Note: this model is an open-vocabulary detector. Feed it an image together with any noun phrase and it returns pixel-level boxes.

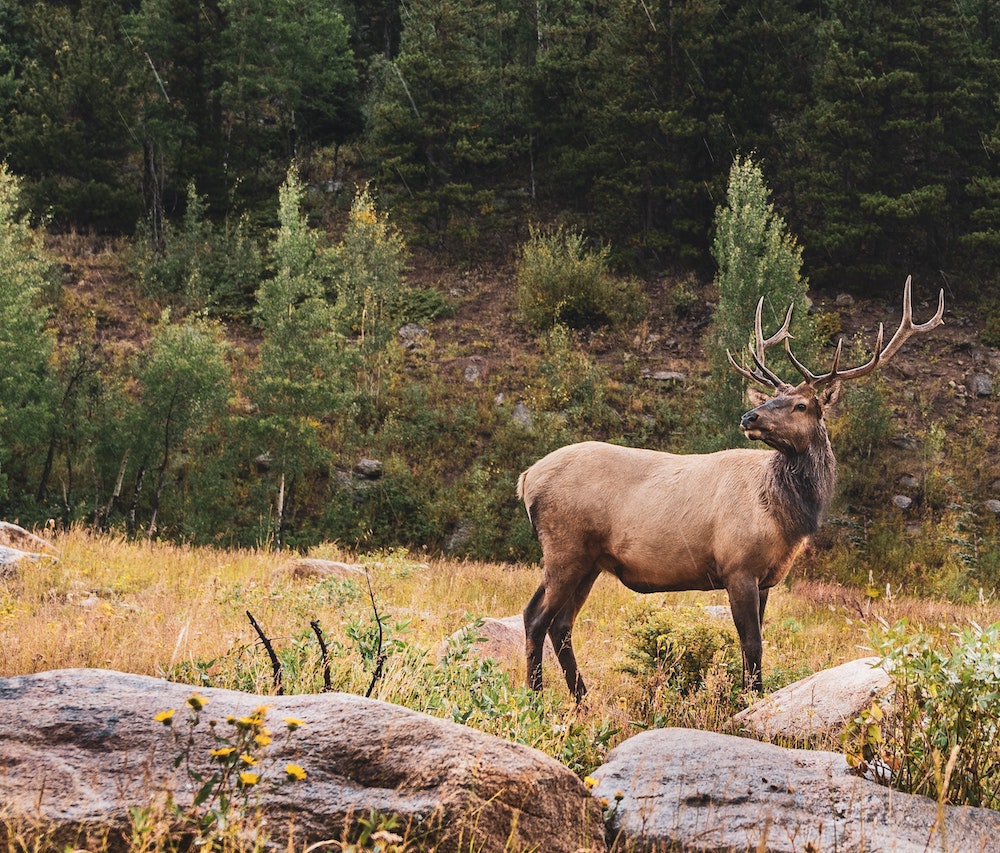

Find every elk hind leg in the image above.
[547,570,600,702]
[523,584,551,691]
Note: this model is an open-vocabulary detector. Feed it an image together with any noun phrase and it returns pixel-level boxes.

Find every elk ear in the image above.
[818,382,842,411]
[746,386,772,408]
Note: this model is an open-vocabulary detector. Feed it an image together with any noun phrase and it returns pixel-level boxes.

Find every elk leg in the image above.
[547,570,600,702]
[726,575,764,692]
[523,584,550,691]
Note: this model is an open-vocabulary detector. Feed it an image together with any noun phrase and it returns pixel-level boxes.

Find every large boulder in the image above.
[734,656,892,742]
[0,520,55,576]
[439,614,557,666]
[0,669,606,853]
[592,728,1000,853]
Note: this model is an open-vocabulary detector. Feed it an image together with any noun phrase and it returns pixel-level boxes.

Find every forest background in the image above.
[0,0,999,599]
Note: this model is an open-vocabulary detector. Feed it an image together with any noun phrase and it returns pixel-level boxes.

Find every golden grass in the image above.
[5,525,1000,739]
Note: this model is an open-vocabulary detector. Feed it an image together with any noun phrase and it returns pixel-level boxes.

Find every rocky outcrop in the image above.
[0,669,606,853]
[282,557,366,581]
[734,656,892,742]
[592,728,1000,853]
[0,521,54,575]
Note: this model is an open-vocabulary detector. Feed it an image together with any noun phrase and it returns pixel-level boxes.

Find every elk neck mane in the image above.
[761,429,837,541]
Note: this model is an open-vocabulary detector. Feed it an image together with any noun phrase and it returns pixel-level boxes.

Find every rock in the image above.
[966,372,993,397]
[512,401,534,429]
[353,457,384,479]
[644,370,686,383]
[443,518,475,554]
[835,293,855,307]
[0,521,53,553]
[985,499,1000,515]
[898,473,920,490]
[439,615,557,666]
[892,494,913,510]
[0,545,42,568]
[0,669,605,853]
[592,727,1000,853]
[398,323,430,349]
[284,557,366,580]
[890,434,918,451]
[0,523,55,577]
[734,657,891,741]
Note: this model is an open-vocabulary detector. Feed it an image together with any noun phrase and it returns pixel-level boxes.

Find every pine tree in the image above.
[702,155,814,449]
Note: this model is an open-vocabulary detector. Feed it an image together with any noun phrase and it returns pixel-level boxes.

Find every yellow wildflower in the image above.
[239,753,257,766]
[583,775,598,790]
[210,747,236,759]
[238,771,259,787]
[283,717,305,731]
[154,709,176,725]
[285,763,307,781]
[254,732,272,748]
[186,693,208,711]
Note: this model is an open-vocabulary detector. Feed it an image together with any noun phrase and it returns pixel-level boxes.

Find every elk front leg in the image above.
[726,575,764,692]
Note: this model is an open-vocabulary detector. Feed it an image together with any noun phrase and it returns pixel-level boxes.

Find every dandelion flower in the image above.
[285,763,307,781]
[283,717,305,731]
[186,693,208,711]
[238,771,259,787]
[154,709,176,725]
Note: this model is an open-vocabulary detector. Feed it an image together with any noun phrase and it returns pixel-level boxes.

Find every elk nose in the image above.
[740,411,758,429]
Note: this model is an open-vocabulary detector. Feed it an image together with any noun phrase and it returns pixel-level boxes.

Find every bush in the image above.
[844,620,1000,809]
[622,603,740,694]
[515,224,646,330]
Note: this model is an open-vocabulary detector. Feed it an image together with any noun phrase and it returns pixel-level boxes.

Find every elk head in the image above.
[727,276,945,453]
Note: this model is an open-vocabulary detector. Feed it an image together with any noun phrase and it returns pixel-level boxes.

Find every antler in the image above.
[726,297,795,391]
[783,275,945,390]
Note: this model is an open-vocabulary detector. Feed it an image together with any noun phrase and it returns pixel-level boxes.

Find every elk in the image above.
[518,277,944,699]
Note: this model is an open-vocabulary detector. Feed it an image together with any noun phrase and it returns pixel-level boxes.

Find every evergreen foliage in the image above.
[702,155,815,449]
[0,164,57,508]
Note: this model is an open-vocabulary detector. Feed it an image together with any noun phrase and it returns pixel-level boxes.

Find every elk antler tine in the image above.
[750,348,787,388]
[726,348,754,382]
[784,337,818,384]
[829,338,843,375]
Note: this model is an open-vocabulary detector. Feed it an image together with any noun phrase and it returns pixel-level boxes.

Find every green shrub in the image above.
[845,620,1000,809]
[515,224,646,330]
[622,603,740,693]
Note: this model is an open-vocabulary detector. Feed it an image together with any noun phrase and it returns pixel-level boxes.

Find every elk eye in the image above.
[795,402,808,411]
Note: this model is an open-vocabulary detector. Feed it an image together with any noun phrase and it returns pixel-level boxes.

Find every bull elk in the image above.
[518,277,944,698]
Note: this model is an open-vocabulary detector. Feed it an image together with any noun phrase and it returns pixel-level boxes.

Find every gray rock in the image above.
[0,521,53,553]
[966,372,993,397]
[593,727,1000,853]
[734,657,891,742]
[645,370,686,383]
[985,499,1000,515]
[892,494,913,510]
[398,323,430,349]
[0,669,605,853]
[353,457,384,479]
[898,474,920,490]
[512,401,534,429]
